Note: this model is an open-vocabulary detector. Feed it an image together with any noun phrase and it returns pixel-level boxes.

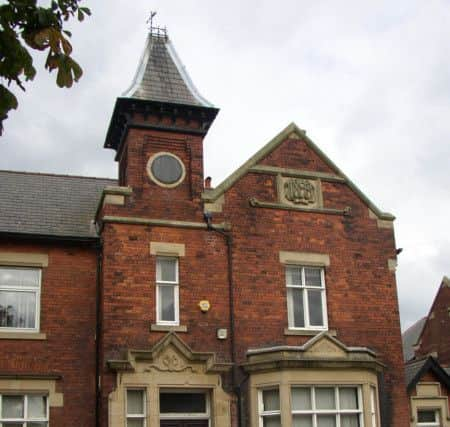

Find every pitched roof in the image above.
[402,317,427,362]
[122,33,213,107]
[405,356,450,391]
[0,170,115,239]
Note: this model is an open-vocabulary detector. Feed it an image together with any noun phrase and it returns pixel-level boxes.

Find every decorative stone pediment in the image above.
[149,346,196,373]
[305,336,347,358]
[107,332,231,375]
[243,331,384,373]
[107,333,232,427]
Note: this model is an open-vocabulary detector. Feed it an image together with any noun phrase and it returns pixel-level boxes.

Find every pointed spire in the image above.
[123,31,214,108]
[104,24,219,152]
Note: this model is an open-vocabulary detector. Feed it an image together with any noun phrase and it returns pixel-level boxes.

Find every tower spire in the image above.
[104,24,219,152]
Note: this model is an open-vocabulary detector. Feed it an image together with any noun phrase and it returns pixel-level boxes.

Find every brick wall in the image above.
[98,129,410,426]
[0,241,97,427]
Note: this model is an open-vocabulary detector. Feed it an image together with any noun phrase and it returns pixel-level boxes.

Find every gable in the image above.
[416,276,450,351]
[202,123,394,220]
[258,133,336,174]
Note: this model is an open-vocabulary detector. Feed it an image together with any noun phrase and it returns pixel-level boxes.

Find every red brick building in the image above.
[403,277,450,426]
[0,29,409,426]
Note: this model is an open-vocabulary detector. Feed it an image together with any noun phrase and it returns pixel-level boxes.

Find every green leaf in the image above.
[80,7,91,16]
[0,85,18,114]
[77,9,84,22]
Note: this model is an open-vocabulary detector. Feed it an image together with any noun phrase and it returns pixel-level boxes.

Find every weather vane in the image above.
[147,11,167,38]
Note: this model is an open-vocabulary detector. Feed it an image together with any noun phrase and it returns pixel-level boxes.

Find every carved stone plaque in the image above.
[278,176,322,208]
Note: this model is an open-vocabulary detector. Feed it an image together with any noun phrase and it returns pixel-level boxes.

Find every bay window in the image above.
[286,266,327,330]
[156,257,179,325]
[0,267,41,331]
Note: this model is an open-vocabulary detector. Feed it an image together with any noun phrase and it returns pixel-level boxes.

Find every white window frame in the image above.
[126,388,147,427]
[290,385,364,426]
[417,408,440,427]
[0,266,42,332]
[156,257,179,326]
[258,387,281,427]
[0,393,49,425]
[159,389,211,423]
[370,386,378,427]
[286,265,328,330]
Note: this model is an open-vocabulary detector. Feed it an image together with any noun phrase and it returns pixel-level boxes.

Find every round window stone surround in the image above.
[146,152,186,188]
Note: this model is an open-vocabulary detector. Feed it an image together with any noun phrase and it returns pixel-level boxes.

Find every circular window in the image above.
[147,152,186,188]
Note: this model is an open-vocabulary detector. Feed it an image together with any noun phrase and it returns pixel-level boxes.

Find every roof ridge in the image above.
[0,169,117,181]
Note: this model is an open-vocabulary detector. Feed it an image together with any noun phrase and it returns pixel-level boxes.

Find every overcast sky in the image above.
[1,0,449,331]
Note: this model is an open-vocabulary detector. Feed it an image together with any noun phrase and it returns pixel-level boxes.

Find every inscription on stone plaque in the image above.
[284,178,316,205]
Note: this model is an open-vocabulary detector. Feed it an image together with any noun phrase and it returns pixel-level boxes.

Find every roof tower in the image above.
[104,23,218,153]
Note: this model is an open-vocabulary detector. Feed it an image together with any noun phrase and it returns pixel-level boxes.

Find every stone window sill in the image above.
[0,332,47,340]
[284,328,337,337]
[150,324,187,333]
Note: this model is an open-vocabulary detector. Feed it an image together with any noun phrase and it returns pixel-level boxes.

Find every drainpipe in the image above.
[95,240,103,427]
[203,212,242,427]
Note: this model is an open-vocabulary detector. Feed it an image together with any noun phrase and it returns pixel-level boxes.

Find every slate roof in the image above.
[122,33,214,107]
[405,357,428,386]
[402,317,426,362]
[0,170,116,239]
[405,356,450,391]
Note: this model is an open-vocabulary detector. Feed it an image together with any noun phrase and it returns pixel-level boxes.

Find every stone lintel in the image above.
[279,251,330,267]
[0,252,49,267]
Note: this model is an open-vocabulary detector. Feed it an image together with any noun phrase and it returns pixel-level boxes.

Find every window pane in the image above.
[3,423,24,427]
[0,268,39,288]
[160,392,206,413]
[127,420,144,427]
[263,415,281,427]
[339,388,358,410]
[418,410,437,422]
[308,290,324,326]
[28,395,47,417]
[158,285,175,321]
[341,414,360,427]
[304,268,322,287]
[286,267,302,286]
[0,291,36,328]
[262,389,280,411]
[157,258,177,282]
[291,387,311,410]
[293,415,313,427]
[317,415,336,427]
[28,423,48,427]
[2,395,24,418]
[127,390,144,415]
[315,388,335,410]
[289,288,304,327]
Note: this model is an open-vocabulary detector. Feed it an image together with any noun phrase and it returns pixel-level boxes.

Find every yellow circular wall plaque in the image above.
[198,300,210,312]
